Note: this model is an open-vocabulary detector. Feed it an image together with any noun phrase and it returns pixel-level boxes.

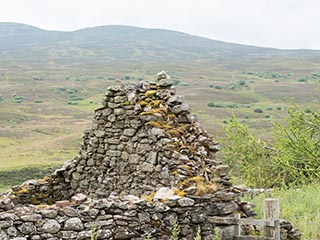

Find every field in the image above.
[1,59,319,190]
[244,184,320,239]
[1,49,320,240]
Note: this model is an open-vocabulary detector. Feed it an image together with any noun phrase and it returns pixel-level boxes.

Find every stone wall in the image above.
[0,193,245,240]
[0,72,301,239]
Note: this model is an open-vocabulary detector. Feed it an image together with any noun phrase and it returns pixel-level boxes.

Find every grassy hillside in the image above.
[0,23,320,191]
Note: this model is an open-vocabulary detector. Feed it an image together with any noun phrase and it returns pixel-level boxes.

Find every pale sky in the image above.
[0,0,319,50]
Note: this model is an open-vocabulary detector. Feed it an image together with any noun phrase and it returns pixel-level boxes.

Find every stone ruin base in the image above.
[0,192,242,240]
[0,190,300,240]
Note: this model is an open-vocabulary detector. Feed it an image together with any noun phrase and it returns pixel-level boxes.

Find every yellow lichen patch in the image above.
[177,175,204,188]
[173,189,186,197]
[140,107,168,117]
[195,181,220,196]
[141,192,156,202]
[138,100,149,107]
[181,164,191,170]
[13,186,29,195]
[37,175,51,184]
[146,121,172,130]
[149,100,162,107]
[171,170,178,175]
[188,176,204,182]
[122,101,130,106]
[167,125,186,137]
[167,113,176,121]
[145,90,158,98]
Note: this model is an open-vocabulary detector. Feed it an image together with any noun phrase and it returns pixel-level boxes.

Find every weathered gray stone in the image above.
[95,130,105,138]
[18,222,36,234]
[42,219,61,234]
[123,128,136,137]
[146,151,158,165]
[64,217,84,231]
[0,220,13,228]
[114,108,125,115]
[39,209,58,219]
[61,206,79,217]
[114,96,127,103]
[172,103,189,114]
[128,154,140,164]
[177,197,195,207]
[20,214,42,222]
[138,162,155,173]
[0,230,8,240]
[106,150,122,157]
[6,226,17,237]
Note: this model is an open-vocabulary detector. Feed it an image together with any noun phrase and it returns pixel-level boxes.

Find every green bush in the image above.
[221,102,320,187]
[220,116,277,188]
[253,108,263,113]
[274,105,320,185]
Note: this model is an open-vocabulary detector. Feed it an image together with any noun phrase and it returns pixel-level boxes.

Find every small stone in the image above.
[158,79,172,88]
[95,130,105,138]
[106,150,122,157]
[172,103,189,114]
[0,230,8,240]
[55,200,71,208]
[61,206,79,217]
[42,219,61,234]
[138,162,155,173]
[39,209,58,218]
[0,220,13,228]
[18,222,36,235]
[146,151,158,165]
[114,227,139,239]
[20,214,42,222]
[6,226,17,237]
[157,70,170,81]
[71,193,87,204]
[97,229,113,239]
[177,197,195,207]
[154,187,174,200]
[114,96,127,103]
[64,217,84,231]
[123,128,136,137]
[114,108,126,115]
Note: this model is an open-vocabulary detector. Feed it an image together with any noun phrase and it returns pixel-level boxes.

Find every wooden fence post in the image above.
[234,213,241,237]
[264,198,280,240]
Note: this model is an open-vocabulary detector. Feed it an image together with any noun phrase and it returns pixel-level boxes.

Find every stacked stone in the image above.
[59,72,228,199]
[0,193,241,240]
[0,71,301,239]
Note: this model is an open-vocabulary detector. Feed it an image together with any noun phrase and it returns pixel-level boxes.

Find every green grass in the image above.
[244,184,320,239]
[0,166,58,193]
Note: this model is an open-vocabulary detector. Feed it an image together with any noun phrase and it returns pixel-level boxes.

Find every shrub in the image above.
[238,79,246,86]
[253,108,263,113]
[274,105,320,185]
[220,116,277,188]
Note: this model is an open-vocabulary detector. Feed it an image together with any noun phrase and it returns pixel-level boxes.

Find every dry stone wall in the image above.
[0,72,300,239]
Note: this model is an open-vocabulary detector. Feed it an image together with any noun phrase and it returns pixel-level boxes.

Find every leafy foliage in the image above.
[221,102,320,187]
[220,116,277,188]
[274,104,320,185]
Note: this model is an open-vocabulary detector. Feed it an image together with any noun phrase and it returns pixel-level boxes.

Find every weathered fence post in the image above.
[264,198,280,240]
[234,213,241,236]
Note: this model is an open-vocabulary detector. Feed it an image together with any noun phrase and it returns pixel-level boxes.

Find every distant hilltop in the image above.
[1,22,319,62]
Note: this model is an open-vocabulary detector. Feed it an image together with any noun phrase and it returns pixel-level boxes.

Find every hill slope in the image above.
[2,22,315,61]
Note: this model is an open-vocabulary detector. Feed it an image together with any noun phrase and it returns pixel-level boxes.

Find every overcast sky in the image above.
[0,0,319,50]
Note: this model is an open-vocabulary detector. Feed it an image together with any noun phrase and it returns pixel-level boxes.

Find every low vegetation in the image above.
[244,184,320,240]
